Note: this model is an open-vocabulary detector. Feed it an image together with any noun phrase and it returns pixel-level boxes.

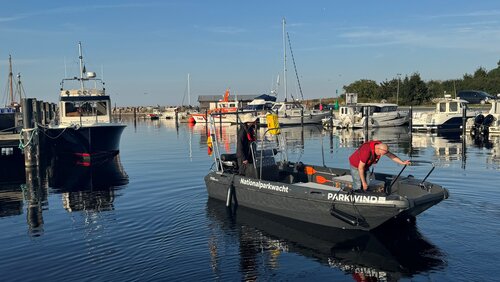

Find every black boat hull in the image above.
[0,112,15,132]
[45,124,126,160]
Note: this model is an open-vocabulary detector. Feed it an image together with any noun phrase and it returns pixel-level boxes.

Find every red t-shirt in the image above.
[349,141,381,169]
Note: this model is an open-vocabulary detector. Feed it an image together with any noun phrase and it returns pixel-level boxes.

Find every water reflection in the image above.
[333,127,410,149]
[0,153,128,236]
[48,155,129,212]
[411,133,464,162]
[0,147,25,218]
[206,199,445,280]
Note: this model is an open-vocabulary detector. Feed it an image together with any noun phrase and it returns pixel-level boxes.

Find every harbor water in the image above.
[1,119,499,281]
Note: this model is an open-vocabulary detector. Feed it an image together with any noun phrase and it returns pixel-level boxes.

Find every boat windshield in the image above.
[449,102,458,112]
[64,101,108,117]
[272,104,282,111]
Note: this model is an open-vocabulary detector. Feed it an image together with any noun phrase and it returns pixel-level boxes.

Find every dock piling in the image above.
[21,98,39,168]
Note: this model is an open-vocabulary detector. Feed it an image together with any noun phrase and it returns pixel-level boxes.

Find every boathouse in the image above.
[197,94,259,110]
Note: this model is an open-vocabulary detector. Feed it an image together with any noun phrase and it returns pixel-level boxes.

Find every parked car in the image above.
[457,90,496,104]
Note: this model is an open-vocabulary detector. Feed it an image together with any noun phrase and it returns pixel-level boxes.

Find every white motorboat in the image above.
[412,95,475,133]
[258,101,330,126]
[323,103,408,129]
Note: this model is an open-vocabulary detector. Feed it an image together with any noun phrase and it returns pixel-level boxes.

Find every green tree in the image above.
[378,79,398,102]
[400,73,429,105]
[343,79,379,102]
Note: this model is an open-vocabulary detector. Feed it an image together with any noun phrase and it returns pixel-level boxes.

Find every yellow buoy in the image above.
[207,135,213,156]
[266,113,280,135]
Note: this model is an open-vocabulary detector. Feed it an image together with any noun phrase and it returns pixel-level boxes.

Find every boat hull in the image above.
[259,112,330,126]
[352,113,409,129]
[0,112,15,132]
[45,124,126,159]
[204,169,448,231]
[412,116,468,132]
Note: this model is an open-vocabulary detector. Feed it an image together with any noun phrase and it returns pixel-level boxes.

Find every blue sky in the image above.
[1,1,500,106]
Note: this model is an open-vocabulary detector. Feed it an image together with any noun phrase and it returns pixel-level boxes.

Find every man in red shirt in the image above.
[349,140,410,191]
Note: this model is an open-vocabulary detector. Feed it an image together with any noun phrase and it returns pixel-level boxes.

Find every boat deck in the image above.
[294,181,341,191]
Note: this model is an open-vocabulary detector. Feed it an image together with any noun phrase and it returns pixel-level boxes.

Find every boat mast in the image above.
[78,41,84,90]
[8,55,14,106]
[282,17,287,102]
[187,73,191,106]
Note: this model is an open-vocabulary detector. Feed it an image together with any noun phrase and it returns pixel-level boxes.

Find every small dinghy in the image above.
[204,114,449,231]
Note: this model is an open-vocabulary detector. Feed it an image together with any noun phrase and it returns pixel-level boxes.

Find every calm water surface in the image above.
[1,119,499,281]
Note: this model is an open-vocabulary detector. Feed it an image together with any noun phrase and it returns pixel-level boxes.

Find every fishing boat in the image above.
[467,94,500,136]
[0,55,22,133]
[412,94,475,133]
[190,89,239,123]
[44,42,126,162]
[204,114,449,231]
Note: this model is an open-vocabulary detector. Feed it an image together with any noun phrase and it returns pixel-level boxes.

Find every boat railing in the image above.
[208,111,286,178]
[388,160,436,191]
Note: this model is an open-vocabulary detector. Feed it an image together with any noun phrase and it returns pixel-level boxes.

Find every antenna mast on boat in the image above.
[78,41,85,90]
[15,73,26,104]
[282,17,287,102]
[8,55,14,106]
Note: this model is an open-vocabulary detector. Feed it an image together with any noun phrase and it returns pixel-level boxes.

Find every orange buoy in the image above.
[188,116,196,124]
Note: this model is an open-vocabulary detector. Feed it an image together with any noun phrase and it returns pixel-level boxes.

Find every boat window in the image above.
[64,101,108,117]
[449,102,458,112]
[439,103,446,112]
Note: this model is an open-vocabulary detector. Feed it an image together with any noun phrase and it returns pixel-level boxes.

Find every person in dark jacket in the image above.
[349,140,410,191]
[237,115,257,176]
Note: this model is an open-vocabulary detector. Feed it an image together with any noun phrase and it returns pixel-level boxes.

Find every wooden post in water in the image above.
[175,109,179,124]
[300,108,304,127]
[329,108,333,129]
[462,105,467,137]
[22,98,39,168]
[205,109,208,133]
[25,166,44,235]
[44,102,49,125]
[363,107,369,140]
[409,106,413,131]
[35,101,43,126]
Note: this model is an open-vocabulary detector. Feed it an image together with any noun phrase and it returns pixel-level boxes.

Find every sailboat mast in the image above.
[78,41,84,90]
[282,18,287,102]
[8,55,14,106]
[187,73,191,105]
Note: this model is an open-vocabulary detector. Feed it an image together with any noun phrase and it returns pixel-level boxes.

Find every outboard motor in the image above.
[474,114,485,126]
[471,114,484,136]
[477,114,495,137]
[483,114,494,127]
